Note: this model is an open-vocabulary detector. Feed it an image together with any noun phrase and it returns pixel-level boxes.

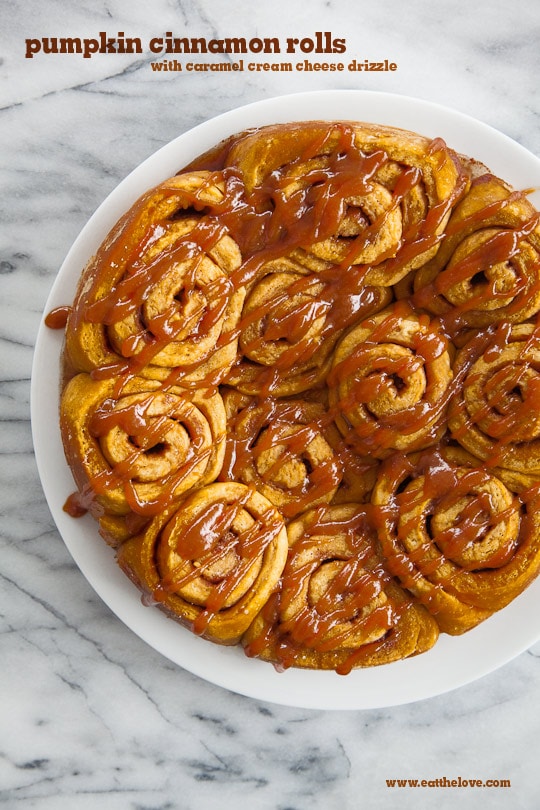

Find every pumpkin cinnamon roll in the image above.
[413,174,540,329]
[228,261,391,395]
[226,121,469,286]
[65,171,245,385]
[242,504,439,672]
[52,118,540,674]
[371,447,540,634]
[327,303,454,457]
[221,398,342,518]
[448,323,540,474]
[228,266,335,395]
[117,482,288,644]
[60,373,226,522]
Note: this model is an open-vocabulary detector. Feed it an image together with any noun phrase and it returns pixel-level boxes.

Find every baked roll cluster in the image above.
[56,120,540,674]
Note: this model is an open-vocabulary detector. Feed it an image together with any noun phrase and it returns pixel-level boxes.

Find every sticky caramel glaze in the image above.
[448,321,540,472]
[326,302,454,457]
[412,175,540,331]
[417,214,540,330]
[55,125,466,518]
[371,445,540,634]
[87,397,210,515]
[60,375,227,521]
[87,220,238,383]
[47,120,540,670]
[243,503,438,672]
[58,126,464,388]
[373,447,518,571]
[117,482,289,644]
[219,398,343,517]
[157,492,285,636]
[207,129,464,284]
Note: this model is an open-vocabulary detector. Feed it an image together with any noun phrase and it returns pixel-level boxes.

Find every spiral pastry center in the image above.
[329,307,453,456]
[225,400,342,518]
[108,243,239,368]
[350,344,427,419]
[454,335,540,462]
[398,473,520,571]
[59,120,540,669]
[309,182,403,266]
[239,271,328,367]
[442,229,520,310]
[98,392,205,483]
[123,481,291,641]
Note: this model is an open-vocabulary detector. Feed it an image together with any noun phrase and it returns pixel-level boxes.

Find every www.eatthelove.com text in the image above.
[385,777,511,788]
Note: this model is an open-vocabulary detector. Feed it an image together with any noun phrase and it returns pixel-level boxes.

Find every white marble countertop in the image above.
[2,0,540,807]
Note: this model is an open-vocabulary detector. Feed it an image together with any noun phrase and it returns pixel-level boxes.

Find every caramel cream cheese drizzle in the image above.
[153,490,284,635]
[52,125,469,517]
[47,121,540,671]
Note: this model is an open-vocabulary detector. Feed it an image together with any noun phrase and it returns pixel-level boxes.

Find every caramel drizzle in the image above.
[370,448,526,614]
[413,189,540,330]
[154,491,284,635]
[244,505,408,674]
[48,121,540,669]
[63,125,462,519]
[73,392,213,517]
[450,319,540,467]
[220,398,343,518]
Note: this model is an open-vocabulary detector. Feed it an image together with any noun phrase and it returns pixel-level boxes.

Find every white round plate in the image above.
[31,90,540,710]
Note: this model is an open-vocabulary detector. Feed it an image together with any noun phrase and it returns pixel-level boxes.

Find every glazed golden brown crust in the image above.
[60,374,227,528]
[413,174,540,327]
[327,303,454,458]
[371,447,540,634]
[242,504,439,671]
[448,324,540,474]
[117,482,289,644]
[64,171,245,385]
[55,119,540,672]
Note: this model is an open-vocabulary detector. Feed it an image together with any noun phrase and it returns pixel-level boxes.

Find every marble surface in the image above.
[2,0,540,807]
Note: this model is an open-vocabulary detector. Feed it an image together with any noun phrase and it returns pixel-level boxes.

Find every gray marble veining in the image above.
[2,0,540,807]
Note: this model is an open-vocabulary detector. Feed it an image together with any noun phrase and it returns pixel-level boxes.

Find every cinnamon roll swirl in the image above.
[220,398,342,518]
[328,303,454,457]
[372,448,540,633]
[448,323,540,473]
[65,171,245,386]
[60,374,226,524]
[117,482,288,644]
[50,118,540,674]
[243,504,439,671]
[413,174,540,328]
[227,121,469,286]
[228,260,391,396]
